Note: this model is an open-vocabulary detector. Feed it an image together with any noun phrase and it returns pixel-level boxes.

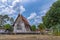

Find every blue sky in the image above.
[0,0,57,25]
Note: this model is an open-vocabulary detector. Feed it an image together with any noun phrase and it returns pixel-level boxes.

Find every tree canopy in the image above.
[38,23,45,31]
[31,25,36,31]
[0,15,14,27]
[42,0,60,29]
[4,24,13,32]
[0,15,9,26]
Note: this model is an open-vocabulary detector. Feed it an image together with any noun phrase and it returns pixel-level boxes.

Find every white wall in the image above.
[0,29,5,33]
[13,22,27,33]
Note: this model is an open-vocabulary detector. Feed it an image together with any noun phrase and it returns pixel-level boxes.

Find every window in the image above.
[17,24,22,30]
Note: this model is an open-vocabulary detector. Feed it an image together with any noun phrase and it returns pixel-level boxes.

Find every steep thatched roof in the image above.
[13,14,31,28]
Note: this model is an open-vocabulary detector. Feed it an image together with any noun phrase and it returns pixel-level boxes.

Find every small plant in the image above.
[38,23,45,34]
[53,24,60,36]
[4,24,13,32]
[31,25,36,31]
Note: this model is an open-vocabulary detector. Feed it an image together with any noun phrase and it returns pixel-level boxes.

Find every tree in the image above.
[0,15,9,26]
[0,15,3,26]
[10,17,14,25]
[31,25,36,31]
[0,14,14,26]
[38,23,45,31]
[4,24,13,32]
[53,24,60,36]
[43,0,60,29]
[38,23,45,34]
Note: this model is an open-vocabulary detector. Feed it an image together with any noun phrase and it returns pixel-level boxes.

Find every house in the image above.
[0,27,5,33]
[13,14,31,33]
[0,14,40,34]
[0,14,31,33]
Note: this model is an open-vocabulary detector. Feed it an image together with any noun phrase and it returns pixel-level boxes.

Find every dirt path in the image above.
[0,35,60,40]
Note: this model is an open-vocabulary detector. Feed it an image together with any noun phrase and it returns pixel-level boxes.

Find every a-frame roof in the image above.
[13,14,31,28]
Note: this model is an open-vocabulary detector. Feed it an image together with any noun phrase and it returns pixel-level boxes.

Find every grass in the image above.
[0,34,60,40]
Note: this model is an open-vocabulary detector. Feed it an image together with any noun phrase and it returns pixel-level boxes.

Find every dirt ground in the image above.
[0,34,60,40]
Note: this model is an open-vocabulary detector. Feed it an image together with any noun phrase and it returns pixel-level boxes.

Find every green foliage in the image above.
[31,25,36,31]
[4,24,13,32]
[0,15,9,26]
[38,23,45,31]
[10,17,14,25]
[53,24,60,36]
[0,15,14,26]
[42,0,60,29]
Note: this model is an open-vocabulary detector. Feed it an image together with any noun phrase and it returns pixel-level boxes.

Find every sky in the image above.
[0,0,57,25]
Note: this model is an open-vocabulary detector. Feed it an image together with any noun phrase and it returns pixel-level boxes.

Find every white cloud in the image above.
[27,12,37,20]
[20,0,37,3]
[0,0,26,15]
[0,7,15,15]
[12,0,20,6]
[12,0,37,5]
[40,10,48,14]
[33,15,42,25]
[39,2,53,17]
[27,12,43,25]
[9,6,13,8]
[39,9,48,16]
[20,5,25,14]
[0,5,5,8]
[1,0,7,3]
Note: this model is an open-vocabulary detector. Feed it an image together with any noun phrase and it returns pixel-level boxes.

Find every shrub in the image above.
[4,24,13,32]
[31,25,36,31]
[53,24,60,36]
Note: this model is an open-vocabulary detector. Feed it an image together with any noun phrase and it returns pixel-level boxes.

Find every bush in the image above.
[53,24,60,36]
[4,24,13,32]
[31,25,36,31]
[38,23,45,34]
